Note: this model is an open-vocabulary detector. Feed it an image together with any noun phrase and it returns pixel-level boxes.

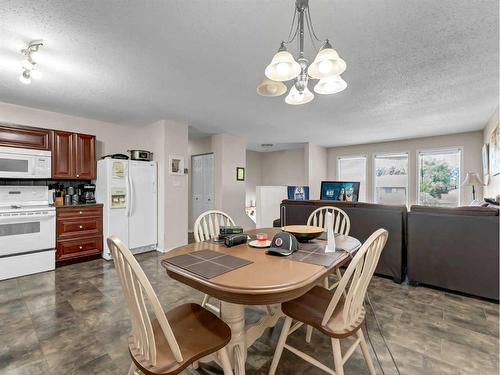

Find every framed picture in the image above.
[287,186,310,200]
[490,122,500,176]
[169,156,185,175]
[482,143,489,178]
[236,167,245,181]
[320,181,360,202]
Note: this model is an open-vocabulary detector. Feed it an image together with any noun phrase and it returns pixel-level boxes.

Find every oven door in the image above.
[0,211,56,257]
[0,151,51,179]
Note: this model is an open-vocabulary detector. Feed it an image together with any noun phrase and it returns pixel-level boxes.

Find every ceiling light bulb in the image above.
[285,85,314,105]
[22,58,34,70]
[264,46,301,82]
[318,60,334,74]
[308,42,346,79]
[276,62,290,76]
[256,77,287,97]
[314,75,347,95]
[19,70,31,84]
[31,69,42,79]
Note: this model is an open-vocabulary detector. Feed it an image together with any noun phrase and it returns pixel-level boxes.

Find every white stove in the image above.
[0,186,56,280]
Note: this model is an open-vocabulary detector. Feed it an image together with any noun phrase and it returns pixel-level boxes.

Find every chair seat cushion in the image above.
[130,303,231,375]
[282,286,365,338]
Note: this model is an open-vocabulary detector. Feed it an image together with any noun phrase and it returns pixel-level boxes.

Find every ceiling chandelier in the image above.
[257,0,347,105]
[19,40,44,85]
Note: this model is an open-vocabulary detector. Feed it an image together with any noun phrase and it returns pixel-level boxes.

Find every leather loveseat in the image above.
[407,205,499,300]
[277,200,407,283]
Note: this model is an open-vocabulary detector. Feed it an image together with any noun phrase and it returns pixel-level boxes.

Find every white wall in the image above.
[260,147,306,186]
[305,144,328,199]
[245,150,262,207]
[327,131,484,205]
[484,106,500,198]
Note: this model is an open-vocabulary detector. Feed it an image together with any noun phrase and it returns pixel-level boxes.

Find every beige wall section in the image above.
[327,131,484,205]
[245,150,262,207]
[484,106,500,198]
[305,144,328,199]
[260,147,306,186]
[212,134,255,230]
[160,121,189,251]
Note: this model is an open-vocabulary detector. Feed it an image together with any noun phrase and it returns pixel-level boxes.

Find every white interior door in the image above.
[191,153,214,225]
[128,161,157,250]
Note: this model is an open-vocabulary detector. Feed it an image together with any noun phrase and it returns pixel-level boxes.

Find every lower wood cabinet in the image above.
[56,205,103,264]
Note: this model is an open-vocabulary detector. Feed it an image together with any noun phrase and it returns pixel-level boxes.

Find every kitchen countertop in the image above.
[53,203,103,208]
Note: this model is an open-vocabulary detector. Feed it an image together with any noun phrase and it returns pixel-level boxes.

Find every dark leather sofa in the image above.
[407,205,499,300]
[277,200,407,283]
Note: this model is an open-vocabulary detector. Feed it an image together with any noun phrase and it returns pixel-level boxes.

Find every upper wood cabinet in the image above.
[51,131,96,180]
[74,133,96,179]
[52,130,74,179]
[0,123,50,150]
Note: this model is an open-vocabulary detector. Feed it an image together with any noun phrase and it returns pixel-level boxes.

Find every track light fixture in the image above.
[19,40,44,85]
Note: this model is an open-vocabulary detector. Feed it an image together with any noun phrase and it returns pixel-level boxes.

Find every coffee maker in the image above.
[78,184,96,204]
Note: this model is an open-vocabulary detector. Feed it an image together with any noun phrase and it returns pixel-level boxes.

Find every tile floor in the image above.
[1,252,498,375]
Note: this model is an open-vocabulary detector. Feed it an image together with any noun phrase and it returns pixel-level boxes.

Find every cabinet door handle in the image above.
[79,246,83,249]
[76,174,80,178]
[79,225,83,229]
[79,211,83,214]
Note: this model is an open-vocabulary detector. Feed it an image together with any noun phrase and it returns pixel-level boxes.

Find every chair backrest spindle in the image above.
[307,206,350,236]
[107,236,184,366]
[194,210,236,242]
[321,229,388,329]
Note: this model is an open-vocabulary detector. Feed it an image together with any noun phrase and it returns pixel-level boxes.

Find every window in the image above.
[374,153,409,205]
[337,156,367,201]
[418,148,462,207]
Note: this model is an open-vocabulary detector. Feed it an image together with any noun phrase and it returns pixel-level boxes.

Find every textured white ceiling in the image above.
[0,0,498,148]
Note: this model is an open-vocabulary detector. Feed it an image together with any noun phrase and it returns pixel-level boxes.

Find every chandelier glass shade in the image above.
[307,45,346,79]
[257,0,347,105]
[285,84,314,105]
[314,75,347,95]
[265,49,302,82]
[257,77,288,96]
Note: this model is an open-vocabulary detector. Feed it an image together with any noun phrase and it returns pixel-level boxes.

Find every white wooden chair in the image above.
[194,210,236,314]
[307,206,351,290]
[306,206,351,342]
[107,236,234,375]
[268,229,388,375]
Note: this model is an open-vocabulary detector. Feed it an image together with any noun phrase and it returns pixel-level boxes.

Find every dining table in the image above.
[161,227,361,375]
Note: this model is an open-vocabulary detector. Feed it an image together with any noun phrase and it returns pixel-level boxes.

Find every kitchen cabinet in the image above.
[51,131,96,179]
[0,123,50,150]
[56,205,103,264]
[74,133,96,179]
[51,130,74,179]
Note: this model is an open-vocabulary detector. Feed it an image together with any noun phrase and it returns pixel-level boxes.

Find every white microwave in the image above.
[0,146,51,179]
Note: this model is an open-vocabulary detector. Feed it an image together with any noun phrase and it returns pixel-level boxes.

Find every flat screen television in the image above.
[287,186,309,200]
[320,181,360,202]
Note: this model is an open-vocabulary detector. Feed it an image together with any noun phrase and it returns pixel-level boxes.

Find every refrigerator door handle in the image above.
[125,173,131,217]
[129,175,134,217]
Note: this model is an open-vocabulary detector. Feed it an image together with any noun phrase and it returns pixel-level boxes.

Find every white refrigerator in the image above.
[96,159,157,260]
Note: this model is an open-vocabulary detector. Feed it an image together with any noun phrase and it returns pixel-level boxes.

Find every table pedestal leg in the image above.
[220,301,247,375]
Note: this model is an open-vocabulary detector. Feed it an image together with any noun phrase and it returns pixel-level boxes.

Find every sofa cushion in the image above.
[410,205,499,216]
